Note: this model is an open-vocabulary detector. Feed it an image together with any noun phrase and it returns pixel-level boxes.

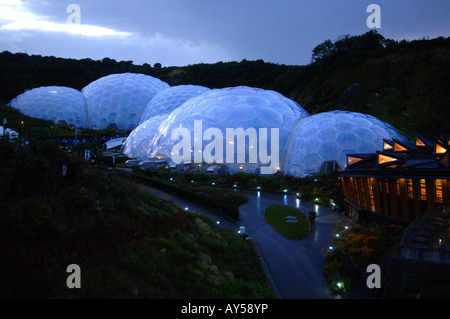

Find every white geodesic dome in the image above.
[282,111,409,177]
[0,127,19,139]
[138,85,210,124]
[8,86,88,128]
[121,115,168,160]
[149,86,310,174]
[82,73,169,130]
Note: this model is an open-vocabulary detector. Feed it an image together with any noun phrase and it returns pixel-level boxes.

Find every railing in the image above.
[397,206,450,264]
[398,246,450,264]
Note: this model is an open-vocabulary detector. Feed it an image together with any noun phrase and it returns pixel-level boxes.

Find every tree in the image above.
[311,39,334,63]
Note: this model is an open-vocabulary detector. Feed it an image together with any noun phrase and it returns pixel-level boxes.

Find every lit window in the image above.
[348,156,363,166]
[368,181,375,212]
[436,143,447,154]
[383,142,393,151]
[436,179,443,203]
[416,137,426,147]
[420,179,427,201]
[378,154,398,164]
[394,143,407,152]
[407,179,413,198]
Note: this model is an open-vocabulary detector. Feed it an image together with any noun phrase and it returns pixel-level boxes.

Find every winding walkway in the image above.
[133,182,352,299]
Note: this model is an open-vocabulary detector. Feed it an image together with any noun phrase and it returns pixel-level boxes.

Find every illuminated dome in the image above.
[0,127,19,139]
[282,111,409,177]
[121,115,168,160]
[150,86,310,174]
[82,73,169,130]
[8,86,88,128]
[138,85,210,124]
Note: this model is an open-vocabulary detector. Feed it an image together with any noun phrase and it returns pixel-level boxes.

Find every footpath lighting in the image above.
[257,186,261,190]
[283,189,288,193]
[329,246,334,251]
[185,207,189,211]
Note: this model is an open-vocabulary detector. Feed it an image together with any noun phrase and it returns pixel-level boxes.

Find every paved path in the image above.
[133,182,353,299]
[238,191,352,299]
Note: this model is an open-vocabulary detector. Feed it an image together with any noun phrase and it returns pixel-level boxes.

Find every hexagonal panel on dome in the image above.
[82,73,169,130]
[8,86,88,128]
[138,85,210,124]
[149,86,310,174]
[282,111,408,177]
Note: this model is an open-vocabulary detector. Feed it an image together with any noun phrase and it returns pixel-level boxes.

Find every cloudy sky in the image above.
[0,0,449,67]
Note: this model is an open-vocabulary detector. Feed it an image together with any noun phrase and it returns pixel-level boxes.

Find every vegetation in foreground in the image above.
[323,222,404,295]
[264,205,310,240]
[0,139,274,298]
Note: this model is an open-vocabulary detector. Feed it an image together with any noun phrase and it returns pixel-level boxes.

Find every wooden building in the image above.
[340,133,450,223]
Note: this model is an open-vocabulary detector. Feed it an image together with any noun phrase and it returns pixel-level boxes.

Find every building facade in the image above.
[340,134,450,223]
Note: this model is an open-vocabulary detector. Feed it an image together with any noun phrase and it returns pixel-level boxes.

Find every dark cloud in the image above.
[1,0,449,66]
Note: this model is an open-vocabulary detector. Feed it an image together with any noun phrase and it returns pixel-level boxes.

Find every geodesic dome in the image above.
[282,111,409,177]
[138,85,210,124]
[121,115,168,160]
[8,86,88,128]
[82,73,169,130]
[149,86,310,174]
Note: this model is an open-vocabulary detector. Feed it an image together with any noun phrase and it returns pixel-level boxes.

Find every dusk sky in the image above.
[0,0,449,67]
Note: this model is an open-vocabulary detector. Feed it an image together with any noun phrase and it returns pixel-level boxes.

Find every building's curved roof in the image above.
[282,111,409,177]
[138,85,210,124]
[8,86,88,128]
[121,115,168,160]
[82,73,169,130]
[149,86,310,174]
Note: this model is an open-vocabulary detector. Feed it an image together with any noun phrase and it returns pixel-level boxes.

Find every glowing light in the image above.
[436,143,447,154]
[347,156,363,166]
[394,142,407,152]
[378,154,398,164]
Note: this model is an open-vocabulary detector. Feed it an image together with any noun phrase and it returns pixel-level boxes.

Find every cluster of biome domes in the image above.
[7,72,408,177]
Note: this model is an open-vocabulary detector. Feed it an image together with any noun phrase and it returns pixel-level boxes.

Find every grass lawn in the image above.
[264,205,310,239]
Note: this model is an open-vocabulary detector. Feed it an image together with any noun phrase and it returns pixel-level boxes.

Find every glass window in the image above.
[420,179,427,201]
[407,179,414,198]
[368,180,375,212]
[436,179,443,203]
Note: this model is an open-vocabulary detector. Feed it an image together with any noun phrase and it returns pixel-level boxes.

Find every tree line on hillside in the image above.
[1,31,449,137]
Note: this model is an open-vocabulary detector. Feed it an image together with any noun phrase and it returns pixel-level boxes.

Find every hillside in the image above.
[0,137,274,298]
[1,31,449,137]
